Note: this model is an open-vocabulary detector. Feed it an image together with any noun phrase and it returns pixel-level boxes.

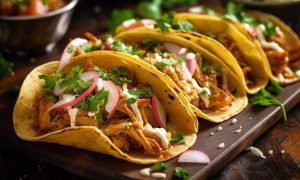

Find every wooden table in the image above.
[1,0,300,179]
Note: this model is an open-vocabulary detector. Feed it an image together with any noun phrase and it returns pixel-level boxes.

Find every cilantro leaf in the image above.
[174,167,189,180]
[250,89,287,121]
[174,20,195,32]
[203,6,216,16]
[201,59,209,73]
[93,66,132,86]
[80,40,102,53]
[39,74,57,93]
[141,39,158,50]
[74,89,109,113]
[262,20,277,37]
[0,54,14,79]
[205,32,220,41]
[153,162,168,171]
[154,12,175,32]
[266,80,283,95]
[43,95,57,102]
[57,66,92,95]
[107,9,134,30]
[223,2,257,26]
[127,87,152,104]
[156,59,175,70]
[171,132,185,145]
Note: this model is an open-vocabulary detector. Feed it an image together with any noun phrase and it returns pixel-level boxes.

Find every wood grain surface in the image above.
[1,0,300,179]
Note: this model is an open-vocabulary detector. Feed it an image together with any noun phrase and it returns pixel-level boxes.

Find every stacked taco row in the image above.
[13,3,300,164]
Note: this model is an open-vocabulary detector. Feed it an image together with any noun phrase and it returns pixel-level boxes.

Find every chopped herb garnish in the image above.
[262,20,277,37]
[107,9,134,30]
[266,80,283,95]
[58,66,92,95]
[201,59,208,73]
[11,0,30,6]
[93,66,132,86]
[203,6,216,16]
[141,39,158,50]
[43,95,57,102]
[95,111,104,124]
[0,54,14,79]
[155,12,176,32]
[74,89,109,113]
[174,20,195,32]
[39,74,57,93]
[173,167,189,180]
[153,162,168,171]
[127,87,152,104]
[223,2,257,26]
[80,40,102,53]
[156,59,175,70]
[67,45,75,53]
[171,132,185,145]
[250,88,287,121]
[206,32,220,41]
[175,56,184,63]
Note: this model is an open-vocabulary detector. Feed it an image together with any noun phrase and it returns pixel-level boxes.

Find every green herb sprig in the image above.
[250,81,287,121]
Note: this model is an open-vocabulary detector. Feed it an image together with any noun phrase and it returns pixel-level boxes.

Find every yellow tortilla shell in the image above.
[115,29,248,123]
[13,51,198,164]
[175,13,270,94]
[231,11,300,84]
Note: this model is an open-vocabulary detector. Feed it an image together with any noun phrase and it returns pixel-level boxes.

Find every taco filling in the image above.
[35,62,182,158]
[102,36,234,112]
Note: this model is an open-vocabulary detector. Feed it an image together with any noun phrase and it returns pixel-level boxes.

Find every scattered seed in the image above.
[235,129,242,133]
[231,118,238,124]
[210,132,214,136]
[151,172,166,179]
[249,146,266,159]
[217,126,223,131]
[239,126,243,129]
[268,150,273,155]
[139,168,151,177]
[218,143,225,149]
[280,150,285,154]
[249,117,252,120]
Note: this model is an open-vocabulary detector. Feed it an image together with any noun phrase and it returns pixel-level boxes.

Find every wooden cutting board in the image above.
[1,80,299,179]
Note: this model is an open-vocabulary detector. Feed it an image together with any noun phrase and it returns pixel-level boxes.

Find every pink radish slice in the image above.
[102,80,120,113]
[186,58,197,76]
[58,38,87,71]
[245,25,257,37]
[178,150,211,164]
[140,19,156,26]
[152,94,166,129]
[53,85,66,96]
[163,42,187,56]
[51,71,99,109]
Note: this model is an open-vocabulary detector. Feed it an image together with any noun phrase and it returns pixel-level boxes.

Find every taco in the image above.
[174,13,270,94]
[13,51,198,164]
[186,3,300,85]
[110,29,248,123]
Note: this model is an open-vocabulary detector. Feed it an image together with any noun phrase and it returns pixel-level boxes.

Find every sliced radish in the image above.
[244,24,257,37]
[122,19,136,28]
[163,42,187,56]
[140,19,156,26]
[58,38,87,71]
[152,94,166,129]
[53,85,66,96]
[178,150,211,164]
[51,71,99,109]
[102,80,120,113]
[185,53,197,76]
